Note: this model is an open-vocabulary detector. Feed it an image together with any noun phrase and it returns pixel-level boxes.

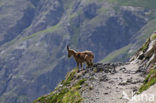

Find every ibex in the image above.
[67,45,94,71]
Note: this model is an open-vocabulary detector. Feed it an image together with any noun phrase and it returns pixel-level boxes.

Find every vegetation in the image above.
[63,0,73,10]
[108,0,156,9]
[2,23,60,48]
[140,32,156,52]
[139,66,156,93]
[23,23,60,40]
[100,45,131,63]
[34,68,87,103]
[140,38,150,52]
[62,68,78,85]
[151,33,156,40]
[97,6,109,15]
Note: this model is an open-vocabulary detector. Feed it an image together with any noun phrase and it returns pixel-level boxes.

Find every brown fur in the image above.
[67,46,94,71]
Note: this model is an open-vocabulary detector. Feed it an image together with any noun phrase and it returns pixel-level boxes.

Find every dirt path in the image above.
[81,62,144,103]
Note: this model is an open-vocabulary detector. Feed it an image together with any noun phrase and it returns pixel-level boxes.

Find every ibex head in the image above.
[67,45,71,58]
[67,45,69,50]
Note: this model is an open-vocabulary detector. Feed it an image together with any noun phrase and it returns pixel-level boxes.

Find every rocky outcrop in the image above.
[130,32,156,73]
[34,31,156,103]
[127,32,156,103]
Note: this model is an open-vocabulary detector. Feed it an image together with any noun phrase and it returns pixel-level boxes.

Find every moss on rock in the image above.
[139,66,156,93]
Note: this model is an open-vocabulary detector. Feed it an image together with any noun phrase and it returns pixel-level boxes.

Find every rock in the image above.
[119,81,128,85]
[146,52,156,68]
[104,92,109,95]
[120,67,126,71]
[145,40,156,58]
[127,77,133,83]
[137,51,144,60]
[99,75,108,82]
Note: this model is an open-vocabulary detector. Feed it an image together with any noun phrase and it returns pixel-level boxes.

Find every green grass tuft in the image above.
[139,67,156,93]
[62,68,78,85]
[77,79,87,86]
[49,88,69,103]
[140,38,150,52]
[151,33,156,40]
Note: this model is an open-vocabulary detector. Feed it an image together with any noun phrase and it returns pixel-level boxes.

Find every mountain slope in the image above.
[34,32,156,103]
[0,0,156,103]
[101,16,156,63]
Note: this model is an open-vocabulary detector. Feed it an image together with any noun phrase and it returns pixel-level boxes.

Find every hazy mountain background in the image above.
[0,0,156,103]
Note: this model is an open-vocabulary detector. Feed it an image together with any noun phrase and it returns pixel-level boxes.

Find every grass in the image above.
[76,78,87,85]
[136,31,156,93]
[140,38,150,52]
[1,23,60,49]
[34,88,69,103]
[63,0,73,10]
[69,13,77,20]
[33,68,87,103]
[62,88,82,103]
[2,35,22,47]
[139,67,156,93]
[140,32,156,52]
[151,33,156,40]
[108,0,156,9]
[100,44,131,63]
[62,68,78,85]
[22,23,60,41]
[97,6,109,15]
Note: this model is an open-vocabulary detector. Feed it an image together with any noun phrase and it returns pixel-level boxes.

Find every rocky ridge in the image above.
[34,32,156,103]
[130,32,156,73]
[34,61,145,103]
